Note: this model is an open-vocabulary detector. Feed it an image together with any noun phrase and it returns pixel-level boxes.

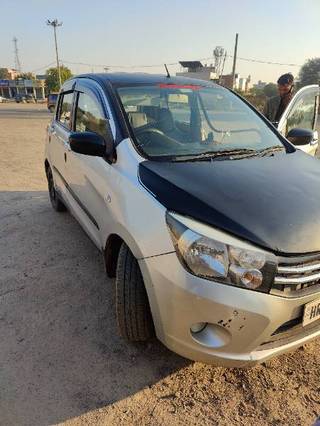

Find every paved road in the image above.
[0,103,51,118]
[0,104,319,426]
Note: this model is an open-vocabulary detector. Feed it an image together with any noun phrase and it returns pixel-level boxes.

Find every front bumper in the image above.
[139,252,320,367]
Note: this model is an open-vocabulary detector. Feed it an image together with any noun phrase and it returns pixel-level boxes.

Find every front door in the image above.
[64,81,115,249]
[278,85,319,155]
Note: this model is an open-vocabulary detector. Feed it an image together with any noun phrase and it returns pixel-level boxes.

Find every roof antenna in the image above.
[164,63,170,78]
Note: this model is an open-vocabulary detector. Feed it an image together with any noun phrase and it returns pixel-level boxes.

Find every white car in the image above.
[45,73,320,367]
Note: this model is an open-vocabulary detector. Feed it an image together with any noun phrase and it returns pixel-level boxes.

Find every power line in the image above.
[228,55,302,67]
[29,61,56,74]
[62,54,302,71]
[23,54,303,76]
[61,59,182,69]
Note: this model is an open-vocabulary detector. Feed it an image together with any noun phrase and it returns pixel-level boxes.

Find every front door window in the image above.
[75,92,108,140]
[285,92,318,135]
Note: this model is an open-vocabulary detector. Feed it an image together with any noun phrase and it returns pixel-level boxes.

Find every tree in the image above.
[243,90,266,112]
[19,72,35,80]
[0,68,10,79]
[299,58,320,87]
[45,65,72,92]
[263,83,278,98]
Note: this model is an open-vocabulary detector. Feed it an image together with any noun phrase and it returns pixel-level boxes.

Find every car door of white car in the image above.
[49,90,75,199]
[277,85,319,156]
[64,80,116,249]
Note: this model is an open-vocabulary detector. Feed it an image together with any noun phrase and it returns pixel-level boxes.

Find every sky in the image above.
[0,0,319,84]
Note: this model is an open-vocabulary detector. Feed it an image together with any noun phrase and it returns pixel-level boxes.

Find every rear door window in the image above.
[57,92,74,129]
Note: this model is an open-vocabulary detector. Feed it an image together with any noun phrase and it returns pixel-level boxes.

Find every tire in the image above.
[46,165,67,212]
[115,243,155,341]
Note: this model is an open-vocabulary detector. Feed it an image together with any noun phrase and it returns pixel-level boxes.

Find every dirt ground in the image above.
[0,103,319,426]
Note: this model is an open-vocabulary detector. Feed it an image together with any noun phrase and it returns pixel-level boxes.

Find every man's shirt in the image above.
[264,92,294,123]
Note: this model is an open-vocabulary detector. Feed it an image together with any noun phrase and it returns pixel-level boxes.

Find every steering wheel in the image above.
[135,127,164,147]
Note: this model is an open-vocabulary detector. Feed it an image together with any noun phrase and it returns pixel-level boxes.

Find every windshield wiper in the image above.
[257,146,285,157]
[171,148,257,162]
[171,146,286,162]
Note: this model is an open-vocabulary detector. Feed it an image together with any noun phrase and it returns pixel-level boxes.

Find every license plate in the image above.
[303,298,320,327]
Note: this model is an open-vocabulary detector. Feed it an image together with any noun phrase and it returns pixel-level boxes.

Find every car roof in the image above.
[73,72,220,88]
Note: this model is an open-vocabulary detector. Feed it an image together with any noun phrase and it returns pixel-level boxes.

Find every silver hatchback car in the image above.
[45,73,320,367]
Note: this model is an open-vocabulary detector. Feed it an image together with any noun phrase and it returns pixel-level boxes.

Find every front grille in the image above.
[272,256,320,296]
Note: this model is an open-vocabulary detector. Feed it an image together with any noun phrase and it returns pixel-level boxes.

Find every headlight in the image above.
[166,212,277,293]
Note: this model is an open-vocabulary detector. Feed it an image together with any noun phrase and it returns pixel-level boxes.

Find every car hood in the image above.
[139,151,320,255]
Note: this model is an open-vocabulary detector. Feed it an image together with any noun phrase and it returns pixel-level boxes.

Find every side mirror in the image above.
[286,128,314,146]
[69,131,114,158]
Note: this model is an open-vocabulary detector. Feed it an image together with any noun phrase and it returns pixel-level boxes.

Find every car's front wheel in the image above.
[115,243,155,341]
[45,165,66,212]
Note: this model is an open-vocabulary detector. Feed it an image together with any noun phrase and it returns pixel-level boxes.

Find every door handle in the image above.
[64,152,67,162]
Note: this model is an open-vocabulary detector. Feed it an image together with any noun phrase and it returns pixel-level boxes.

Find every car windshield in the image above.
[117,84,285,159]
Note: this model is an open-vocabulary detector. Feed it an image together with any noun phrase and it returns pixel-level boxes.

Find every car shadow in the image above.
[0,191,189,426]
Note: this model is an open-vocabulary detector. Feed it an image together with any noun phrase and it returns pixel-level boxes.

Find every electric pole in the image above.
[46,19,63,87]
[231,33,239,89]
[220,50,227,84]
[13,37,21,73]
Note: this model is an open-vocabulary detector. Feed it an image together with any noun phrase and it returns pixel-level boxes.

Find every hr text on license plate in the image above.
[303,298,320,327]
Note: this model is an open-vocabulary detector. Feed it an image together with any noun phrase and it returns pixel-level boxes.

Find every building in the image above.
[219,74,251,92]
[176,61,218,81]
[0,67,46,99]
[176,62,251,92]
[6,68,20,80]
[219,74,235,89]
[238,75,252,92]
[0,79,45,99]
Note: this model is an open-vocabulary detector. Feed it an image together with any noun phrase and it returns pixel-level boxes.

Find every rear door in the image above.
[48,89,75,199]
[278,85,319,155]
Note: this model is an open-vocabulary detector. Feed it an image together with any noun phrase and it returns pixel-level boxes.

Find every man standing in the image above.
[264,73,294,123]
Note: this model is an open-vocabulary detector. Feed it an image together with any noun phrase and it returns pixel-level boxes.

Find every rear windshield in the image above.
[117,84,284,159]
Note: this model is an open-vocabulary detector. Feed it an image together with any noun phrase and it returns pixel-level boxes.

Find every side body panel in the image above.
[47,77,174,258]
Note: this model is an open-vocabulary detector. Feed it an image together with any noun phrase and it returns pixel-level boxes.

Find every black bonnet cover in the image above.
[139,151,320,255]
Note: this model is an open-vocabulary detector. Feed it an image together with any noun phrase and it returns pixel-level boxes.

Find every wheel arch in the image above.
[104,234,123,278]
[103,224,147,278]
